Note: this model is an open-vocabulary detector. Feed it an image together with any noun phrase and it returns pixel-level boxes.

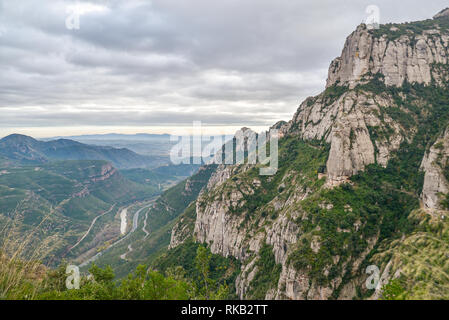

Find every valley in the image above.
[0,134,198,270]
[80,200,157,267]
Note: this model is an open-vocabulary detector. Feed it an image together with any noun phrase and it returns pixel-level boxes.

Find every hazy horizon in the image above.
[0,125,270,139]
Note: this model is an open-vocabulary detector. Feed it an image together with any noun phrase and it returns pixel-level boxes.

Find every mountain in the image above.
[45,133,171,141]
[0,134,166,169]
[42,133,174,158]
[151,12,449,300]
[43,133,233,159]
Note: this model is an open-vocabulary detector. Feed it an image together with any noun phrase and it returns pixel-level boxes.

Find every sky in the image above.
[0,0,447,138]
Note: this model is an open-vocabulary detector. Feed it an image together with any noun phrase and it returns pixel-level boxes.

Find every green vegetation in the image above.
[322,84,350,105]
[247,244,282,299]
[381,278,407,300]
[0,241,233,300]
[121,164,199,190]
[288,164,418,290]
[444,163,449,183]
[38,264,191,300]
[153,241,240,299]
[147,165,216,231]
[371,209,449,299]
[441,193,449,210]
[371,17,449,41]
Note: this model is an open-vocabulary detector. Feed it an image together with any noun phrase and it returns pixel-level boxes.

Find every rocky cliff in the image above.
[326,21,449,88]
[421,127,449,211]
[279,89,405,186]
[166,11,449,300]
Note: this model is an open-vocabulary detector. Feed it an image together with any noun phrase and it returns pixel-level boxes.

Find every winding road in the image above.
[120,204,154,260]
[80,200,155,267]
[142,210,150,239]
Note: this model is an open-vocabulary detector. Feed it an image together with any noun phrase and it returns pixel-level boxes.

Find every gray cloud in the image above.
[0,0,448,136]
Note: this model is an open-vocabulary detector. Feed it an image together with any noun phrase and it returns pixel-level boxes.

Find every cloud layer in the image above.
[0,0,447,136]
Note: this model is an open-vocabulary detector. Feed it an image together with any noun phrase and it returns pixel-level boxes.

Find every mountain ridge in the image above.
[0,133,164,169]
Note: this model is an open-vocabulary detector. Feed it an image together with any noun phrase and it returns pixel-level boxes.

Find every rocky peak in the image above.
[0,134,40,147]
[326,24,372,88]
[275,15,449,186]
[434,8,449,19]
[209,127,258,166]
[234,127,256,140]
[326,19,449,88]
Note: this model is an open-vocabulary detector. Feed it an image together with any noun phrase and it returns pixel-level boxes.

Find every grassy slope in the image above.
[372,209,449,299]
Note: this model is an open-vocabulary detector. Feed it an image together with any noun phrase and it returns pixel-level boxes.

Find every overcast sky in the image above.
[0,0,447,137]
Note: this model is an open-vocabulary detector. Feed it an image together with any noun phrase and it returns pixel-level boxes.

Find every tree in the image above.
[381,279,406,300]
[195,245,212,299]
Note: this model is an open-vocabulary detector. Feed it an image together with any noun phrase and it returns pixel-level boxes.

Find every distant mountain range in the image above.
[41,133,234,159]
[0,134,168,169]
[44,133,171,142]
[43,133,174,158]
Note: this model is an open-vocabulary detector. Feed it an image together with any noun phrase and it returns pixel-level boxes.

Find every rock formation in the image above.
[326,24,449,88]
[421,128,449,210]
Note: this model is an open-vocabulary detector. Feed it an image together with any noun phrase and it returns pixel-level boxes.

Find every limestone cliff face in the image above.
[279,89,405,185]
[194,166,264,260]
[267,235,379,300]
[169,213,194,249]
[421,128,449,210]
[193,169,311,299]
[326,24,449,88]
